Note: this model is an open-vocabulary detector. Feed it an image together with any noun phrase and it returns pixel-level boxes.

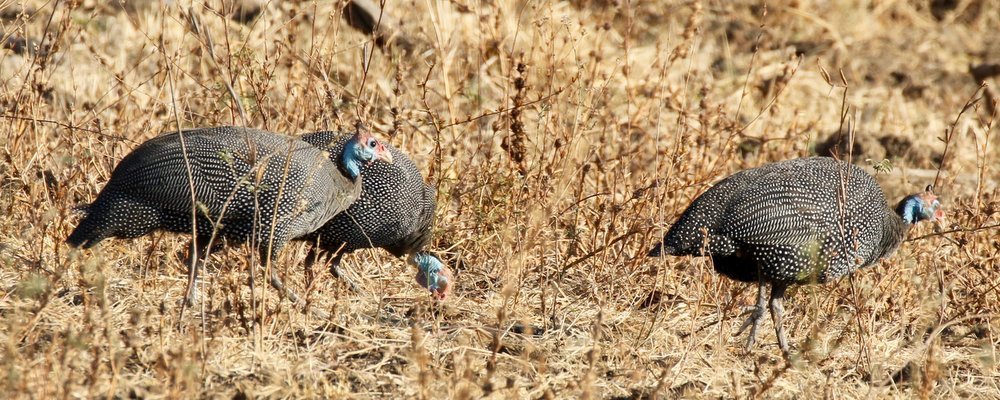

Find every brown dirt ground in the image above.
[1,0,999,398]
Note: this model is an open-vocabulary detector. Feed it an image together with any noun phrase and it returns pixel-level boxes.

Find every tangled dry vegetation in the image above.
[2,0,999,398]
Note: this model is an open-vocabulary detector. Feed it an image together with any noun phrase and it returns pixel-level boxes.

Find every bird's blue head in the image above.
[341,123,393,180]
[412,253,453,300]
[897,185,944,225]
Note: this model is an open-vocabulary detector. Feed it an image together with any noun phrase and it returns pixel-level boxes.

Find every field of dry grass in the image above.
[2,0,1000,398]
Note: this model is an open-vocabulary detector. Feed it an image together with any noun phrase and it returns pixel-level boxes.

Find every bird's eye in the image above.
[368,138,377,148]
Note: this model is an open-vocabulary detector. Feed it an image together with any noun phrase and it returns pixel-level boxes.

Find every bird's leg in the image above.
[737,281,769,350]
[266,265,302,305]
[290,245,334,320]
[323,243,359,291]
[304,245,320,287]
[328,252,345,279]
[260,247,303,305]
[329,253,363,293]
[183,236,211,307]
[304,244,362,293]
[770,283,790,358]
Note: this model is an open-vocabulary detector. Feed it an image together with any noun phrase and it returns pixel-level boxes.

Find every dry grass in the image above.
[2,0,1000,398]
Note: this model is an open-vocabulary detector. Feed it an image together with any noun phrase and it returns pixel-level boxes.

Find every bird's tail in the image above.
[65,194,158,249]
[66,213,104,248]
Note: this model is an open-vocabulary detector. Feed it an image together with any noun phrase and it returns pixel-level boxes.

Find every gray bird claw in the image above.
[736,305,766,350]
[331,264,366,295]
[737,283,771,351]
[268,273,303,305]
[181,284,199,308]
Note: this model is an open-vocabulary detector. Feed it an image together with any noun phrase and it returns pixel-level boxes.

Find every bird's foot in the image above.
[268,272,302,305]
[183,286,198,307]
[769,285,791,359]
[330,263,365,294]
[736,304,767,350]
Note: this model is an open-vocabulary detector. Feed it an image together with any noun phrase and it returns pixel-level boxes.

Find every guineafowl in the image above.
[67,125,392,305]
[300,131,452,299]
[647,157,943,355]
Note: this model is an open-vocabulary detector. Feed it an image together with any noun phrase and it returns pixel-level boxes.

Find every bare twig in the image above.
[933,83,986,189]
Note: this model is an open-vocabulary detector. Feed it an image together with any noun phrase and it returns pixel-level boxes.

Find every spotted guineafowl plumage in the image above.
[300,131,452,299]
[67,125,392,305]
[648,157,943,355]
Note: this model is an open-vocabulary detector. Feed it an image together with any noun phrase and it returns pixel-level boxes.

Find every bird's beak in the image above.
[414,258,453,300]
[377,149,393,164]
[418,268,451,300]
[431,273,451,300]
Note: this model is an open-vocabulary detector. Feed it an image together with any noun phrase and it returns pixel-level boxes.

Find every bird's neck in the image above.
[339,145,361,181]
[877,209,911,261]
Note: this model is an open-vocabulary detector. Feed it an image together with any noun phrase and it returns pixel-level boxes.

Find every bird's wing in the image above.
[718,170,833,247]
[111,135,243,216]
